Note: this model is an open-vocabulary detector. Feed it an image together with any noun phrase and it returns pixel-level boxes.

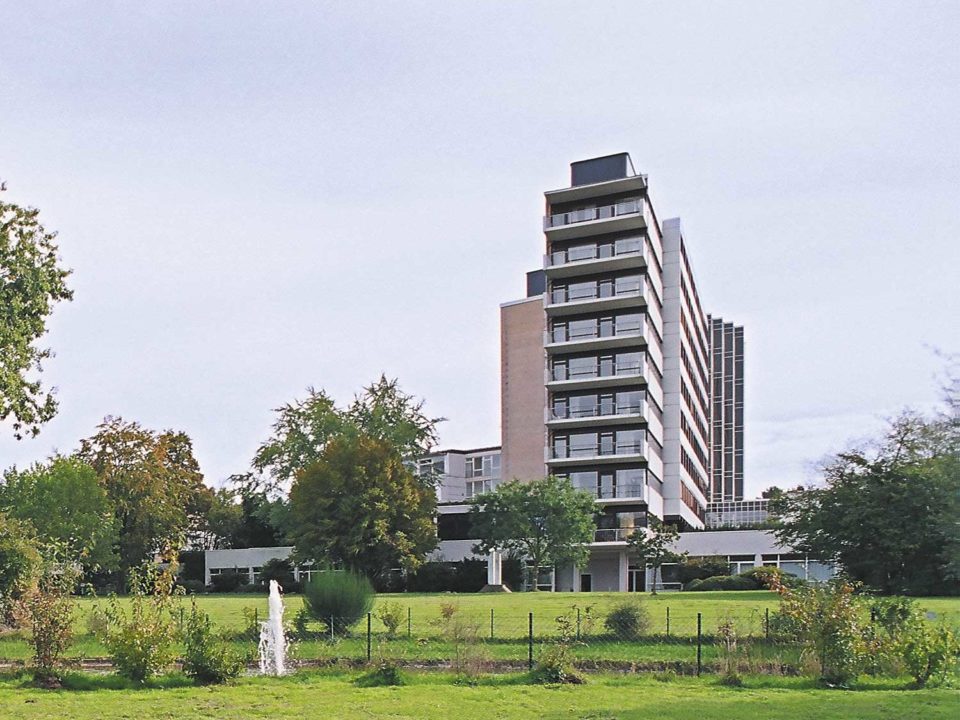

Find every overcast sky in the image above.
[1,1,958,497]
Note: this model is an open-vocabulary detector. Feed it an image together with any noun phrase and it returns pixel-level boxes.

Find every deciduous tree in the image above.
[469,477,596,590]
[626,518,682,594]
[0,188,73,439]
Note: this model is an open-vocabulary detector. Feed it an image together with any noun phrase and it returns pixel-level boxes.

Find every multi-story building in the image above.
[497,153,737,590]
[708,316,745,501]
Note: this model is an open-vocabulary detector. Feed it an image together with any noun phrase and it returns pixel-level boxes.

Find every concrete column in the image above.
[572,564,581,592]
[754,553,763,568]
[487,550,502,586]
[618,551,630,592]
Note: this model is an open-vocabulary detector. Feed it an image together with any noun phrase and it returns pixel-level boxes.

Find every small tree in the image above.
[0,512,41,626]
[626,518,682,594]
[469,477,596,590]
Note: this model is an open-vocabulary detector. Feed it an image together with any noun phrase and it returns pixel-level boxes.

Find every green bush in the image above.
[685,575,757,591]
[869,596,916,637]
[181,599,247,684]
[209,570,248,593]
[259,559,296,589]
[303,571,374,635]
[93,565,179,682]
[603,599,650,639]
[176,579,206,595]
[677,556,730,585]
[738,566,798,590]
[897,618,960,687]
[376,600,405,638]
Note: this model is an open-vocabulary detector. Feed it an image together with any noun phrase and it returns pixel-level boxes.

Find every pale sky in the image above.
[1,1,958,497]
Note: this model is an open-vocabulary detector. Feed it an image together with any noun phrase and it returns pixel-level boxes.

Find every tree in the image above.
[201,481,290,550]
[774,412,960,595]
[288,435,437,580]
[253,376,442,491]
[77,417,212,573]
[0,187,73,439]
[626,517,682,595]
[0,457,118,572]
[469,477,596,590]
[0,512,41,626]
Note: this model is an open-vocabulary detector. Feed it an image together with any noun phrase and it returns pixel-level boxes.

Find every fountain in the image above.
[258,580,287,675]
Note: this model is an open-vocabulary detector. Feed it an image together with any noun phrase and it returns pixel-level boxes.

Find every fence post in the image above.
[366,612,372,663]
[576,607,581,640]
[666,606,670,637]
[696,612,702,677]
[765,608,770,640]
[330,616,334,642]
[490,608,495,640]
[254,607,258,629]
[528,612,534,670]
[408,607,412,639]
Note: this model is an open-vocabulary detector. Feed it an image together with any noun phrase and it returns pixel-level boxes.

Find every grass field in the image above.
[0,669,956,720]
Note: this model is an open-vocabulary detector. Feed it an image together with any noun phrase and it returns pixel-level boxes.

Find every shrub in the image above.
[405,562,455,592]
[603,599,650,639]
[738,566,796,590]
[355,658,405,687]
[897,618,960,687]
[259,559,295,589]
[435,604,490,681]
[303,571,374,636]
[18,557,80,686]
[209,570,248,593]
[176,579,206,595]
[93,564,179,682]
[869,596,916,637]
[686,575,757,592]
[716,615,743,686]
[0,513,41,627]
[376,601,405,638]
[777,579,866,686]
[531,609,583,684]
[181,599,247,684]
[677,556,731,585]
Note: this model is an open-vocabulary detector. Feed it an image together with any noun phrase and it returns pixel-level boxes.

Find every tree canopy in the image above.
[627,518,682,594]
[0,457,118,572]
[288,435,437,580]
[773,409,960,596]
[0,189,73,439]
[469,477,596,588]
[77,417,212,572]
[253,376,441,491]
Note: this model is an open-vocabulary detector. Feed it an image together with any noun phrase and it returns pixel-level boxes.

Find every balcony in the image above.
[543,199,647,241]
[575,483,647,502]
[544,322,645,354]
[546,402,644,429]
[546,280,645,317]
[546,441,645,466]
[592,528,637,543]
[546,361,646,391]
[544,242,645,278]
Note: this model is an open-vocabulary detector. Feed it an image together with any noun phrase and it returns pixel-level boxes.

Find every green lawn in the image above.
[0,670,956,720]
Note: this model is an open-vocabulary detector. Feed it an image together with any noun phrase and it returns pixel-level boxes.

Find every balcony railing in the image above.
[549,279,643,305]
[546,240,643,268]
[545,321,643,345]
[544,199,643,230]
[574,483,646,501]
[593,528,640,542]
[548,403,643,421]
[548,361,644,383]
[548,442,644,460]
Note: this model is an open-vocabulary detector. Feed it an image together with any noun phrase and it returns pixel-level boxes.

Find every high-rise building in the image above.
[708,316,745,501]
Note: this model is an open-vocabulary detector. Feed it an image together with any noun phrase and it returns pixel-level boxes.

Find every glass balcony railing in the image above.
[549,279,643,305]
[548,403,643,421]
[546,239,643,267]
[574,483,646,500]
[593,528,639,542]
[545,321,643,345]
[548,442,644,460]
[544,199,643,230]
[548,361,644,383]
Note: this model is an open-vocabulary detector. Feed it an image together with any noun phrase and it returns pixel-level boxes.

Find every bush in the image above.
[677,556,731,585]
[181,599,247,684]
[869,596,916,637]
[93,565,179,682]
[303,571,374,635]
[777,579,866,686]
[18,558,80,686]
[209,570,248,593]
[176,579,206,595]
[0,513,41,626]
[376,601,405,638]
[355,658,405,687]
[685,575,758,591]
[897,618,960,687]
[259,559,295,589]
[738,566,797,590]
[531,609,584,684]
[603,599,650,639]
